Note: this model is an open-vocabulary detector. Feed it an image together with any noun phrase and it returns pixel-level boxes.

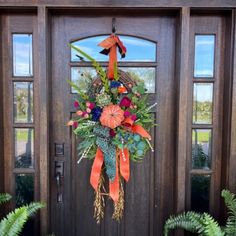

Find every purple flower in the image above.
[91,107,103,121]
[124,110,131,117]
[110,81,121,89]
[120,96,131,107]
[74,101,79,108]
[131,114,137,121]
[73,121,78,128]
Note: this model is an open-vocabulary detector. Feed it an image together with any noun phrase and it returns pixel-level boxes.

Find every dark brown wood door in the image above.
[50,14,176,236]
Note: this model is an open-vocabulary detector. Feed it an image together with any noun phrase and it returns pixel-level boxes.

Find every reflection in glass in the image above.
[15,128,34,168]
[71,67,97,93]
[121,67,156,93]
[193,83,213,124]
[71,67,156,93]
[13,34,33,76]
[71,35,156,62]
[13,82,33,123]
[15,174,34,207]
[192,129,212,169]
[15,174,35,235]
[191,175,210,212]
[194,35,215,77]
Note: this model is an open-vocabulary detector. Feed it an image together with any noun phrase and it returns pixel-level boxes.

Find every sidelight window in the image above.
[11,32,35,211]
[190,34,216,213]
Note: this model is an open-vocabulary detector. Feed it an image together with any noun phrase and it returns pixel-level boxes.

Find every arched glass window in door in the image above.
[70,35,157,93]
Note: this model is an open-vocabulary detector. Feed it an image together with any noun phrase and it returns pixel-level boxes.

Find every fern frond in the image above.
[202,213,225,236]
[221,189,236,235]
[0,202,44,236]
[164,211,204,236]
[0,193,12,205]
[222,190,236,217]
[0,206,28,236]
[26,202,45,217]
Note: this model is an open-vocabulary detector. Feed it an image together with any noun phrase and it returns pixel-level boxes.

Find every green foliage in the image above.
[0,193,12,205]
[67,79,89,100]
[0,193,44,236]
[222,190,236,235]
[70,44,109,93]
[164,211,224,236]
[0,206,28,236]
[164,189,236,236]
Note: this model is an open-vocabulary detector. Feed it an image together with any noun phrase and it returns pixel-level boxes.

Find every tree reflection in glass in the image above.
[13,82,33,123]
[15,128,34,168]
[192,129,212,169]
[193,83,213,124]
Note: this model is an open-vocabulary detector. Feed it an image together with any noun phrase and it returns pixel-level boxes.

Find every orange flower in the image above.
[118,86,127,93]
[100,104,124,129]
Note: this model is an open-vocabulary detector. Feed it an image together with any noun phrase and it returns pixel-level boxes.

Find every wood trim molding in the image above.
[175,7,190,214]
[228,10,236,192]
[0,12,4,196]
[37,6,49,236]
[0,1,236,8]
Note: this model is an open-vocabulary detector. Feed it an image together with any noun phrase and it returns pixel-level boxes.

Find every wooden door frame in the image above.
[0,6,236,236]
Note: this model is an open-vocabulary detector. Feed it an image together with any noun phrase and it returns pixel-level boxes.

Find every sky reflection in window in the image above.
[194,35,215,78]
[13,34,33,76]
[71,35,156,62]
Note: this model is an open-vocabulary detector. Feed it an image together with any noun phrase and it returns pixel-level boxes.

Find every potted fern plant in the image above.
[164,189,236,236]
[0,193,44,236]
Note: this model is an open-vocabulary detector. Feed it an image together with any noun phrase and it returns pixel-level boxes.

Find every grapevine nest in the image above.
[89,70,137,96]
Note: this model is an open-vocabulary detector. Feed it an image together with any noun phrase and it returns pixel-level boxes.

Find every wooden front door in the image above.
[50,14,176,236]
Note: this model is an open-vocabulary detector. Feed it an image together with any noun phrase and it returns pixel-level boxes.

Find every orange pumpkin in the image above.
[100,104,124,129]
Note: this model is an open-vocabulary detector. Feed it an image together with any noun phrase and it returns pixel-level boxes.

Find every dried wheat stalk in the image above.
[94,175,105,223]
[112,180,124,221]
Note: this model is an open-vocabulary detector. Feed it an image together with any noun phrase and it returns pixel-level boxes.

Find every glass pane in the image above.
[15,128,34,168]
[71,67,156,93]
[191,175,210,212]
[15,174,35,235]
[121,67,156,93]
[71,67,97,93]
[193,83,213,124]
[13,82,33,123]
[15,174,34,207]
[192,129,212,169]
[194,35,215,78]
[71,35,156,62]
[13,34,33,76]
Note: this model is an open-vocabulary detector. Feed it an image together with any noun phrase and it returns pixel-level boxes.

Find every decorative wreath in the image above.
[67,34,156,222]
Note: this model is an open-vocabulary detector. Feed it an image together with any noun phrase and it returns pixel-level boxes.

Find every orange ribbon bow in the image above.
[122,117,151,140]
[98,35,126,80]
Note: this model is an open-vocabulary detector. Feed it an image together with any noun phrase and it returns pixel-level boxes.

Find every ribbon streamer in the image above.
[119,148,130,182]
[90,148,104,191]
